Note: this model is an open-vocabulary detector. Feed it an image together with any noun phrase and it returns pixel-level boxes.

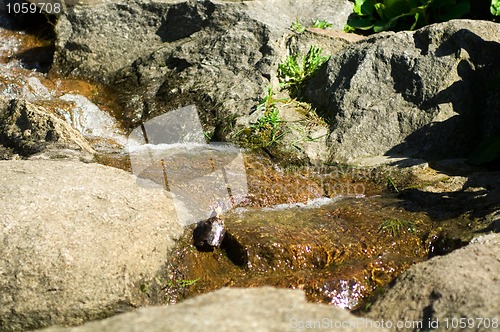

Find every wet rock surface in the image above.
[163,196,432,309]
[304,20,500,163]
[366,233,500,331]
[40,287,389,332]
[152,157,498,312]
[0,97,94,158]
[0,160,183,331]
[0,15,127,159]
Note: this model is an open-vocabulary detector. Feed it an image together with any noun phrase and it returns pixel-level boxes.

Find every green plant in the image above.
[344,0,471,34]
[379,218,416,236]
[278,46,330,96]
[492,0,500,16]
[250,108,285,147]
[387,176,399,193]
[312,19,333,29]
[203,130,214,142]
[236,88,287,148]
[166,278,199,288]
[290,18,306,33]
[290,19,333,33]
[255,87,288,112]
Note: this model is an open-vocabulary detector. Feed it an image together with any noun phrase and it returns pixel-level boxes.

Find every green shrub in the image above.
[345,0,471,34]
[278,46,330,96]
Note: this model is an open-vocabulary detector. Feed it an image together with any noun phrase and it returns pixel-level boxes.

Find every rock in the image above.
[304,20,500,163]
[483,210,500,233]
[51,0,353,132]
[39,287,389,332]
[0,145,18,160]
[286,28,364,58]
[53,0,352,81]
[366,233,500,331]
[0,97,94,159]
[0,160,184,331]
[192,207,226,251]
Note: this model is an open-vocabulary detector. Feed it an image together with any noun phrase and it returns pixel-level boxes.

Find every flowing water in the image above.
[0,12,127,153]
[1,12,484,311]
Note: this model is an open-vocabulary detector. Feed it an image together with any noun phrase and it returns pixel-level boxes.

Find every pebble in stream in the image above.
[193,206,226,251]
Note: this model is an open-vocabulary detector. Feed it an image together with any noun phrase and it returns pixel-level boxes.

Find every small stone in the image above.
[193,207,226,250]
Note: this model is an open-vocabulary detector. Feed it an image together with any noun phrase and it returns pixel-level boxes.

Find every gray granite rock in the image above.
[304,20,500,163]
[51,0,353,134]
[367,233,500,332]
[0,160,183,331]
[40,287,389,332]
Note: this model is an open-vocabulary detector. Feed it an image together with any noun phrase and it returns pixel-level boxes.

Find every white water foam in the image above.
[59,93,127,145]
[232,194,366,214]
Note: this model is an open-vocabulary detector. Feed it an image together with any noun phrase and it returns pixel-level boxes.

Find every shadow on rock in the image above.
[387,29,500,160]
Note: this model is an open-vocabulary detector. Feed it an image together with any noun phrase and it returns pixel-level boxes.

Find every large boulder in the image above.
[304,20,500,163]
[40,287,389,332]
[366,233,500,331]
[0,160,183,331]
[51,0,354,132]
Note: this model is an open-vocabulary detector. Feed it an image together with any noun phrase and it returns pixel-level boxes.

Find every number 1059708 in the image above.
[6,2,61,14]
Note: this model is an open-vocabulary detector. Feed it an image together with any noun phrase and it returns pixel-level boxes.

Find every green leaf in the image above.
[278,45,329,96]
[382,0,414,20]
[346,17,376,30]
[373,20,392,32]
[353,0,377,16]
[491,0,500,16]
[312,19,333,29]
[345,0,471,34]
[290,19,306,33]
[374,3,387,19]
[410,11,421,30]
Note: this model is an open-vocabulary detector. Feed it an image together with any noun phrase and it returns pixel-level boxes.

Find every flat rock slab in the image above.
[367,233,500,331]
[40,287,389,332]
[0,160,183,331]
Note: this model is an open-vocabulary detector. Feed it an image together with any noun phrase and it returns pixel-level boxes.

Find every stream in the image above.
[0,11,488,311]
